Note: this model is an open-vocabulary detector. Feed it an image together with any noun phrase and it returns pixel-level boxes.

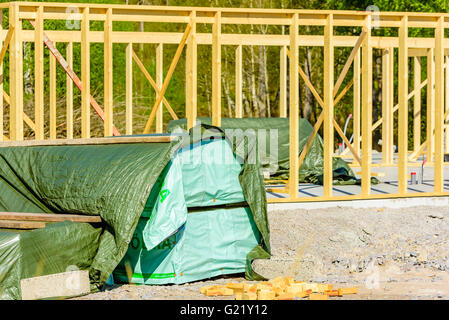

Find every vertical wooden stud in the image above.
[34,5,44,140]
[81,7,90,139]
[427,48,435,162]
[434,16,444,193]
[398,16,408,195]
[156,43,163,133]
[361,15,372,195]
[289,13,299,199]
[353,48,361,157]
[186,11,197,129]
[323,14,334,197]
[280,45,287,118]
[387,47,394,164]
[212,11,221,127]
[104,8,113,137]
[126,43,132,135]
[9,3,23,141]
[445,55,449,154]
[66,42,73,139]
[0,13,4,141]
[382,48,393,164]
[235,44,243,118]
[413,56,421,152]
[50,42,56,140]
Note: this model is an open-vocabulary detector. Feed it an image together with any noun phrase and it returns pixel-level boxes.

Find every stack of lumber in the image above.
[0,212,102,230]
[200,276,357,300]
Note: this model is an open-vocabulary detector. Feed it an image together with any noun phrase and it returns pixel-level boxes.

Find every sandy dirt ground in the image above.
[76,205,449,300]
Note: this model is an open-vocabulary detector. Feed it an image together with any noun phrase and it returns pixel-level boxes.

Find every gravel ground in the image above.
[76,205,449,300]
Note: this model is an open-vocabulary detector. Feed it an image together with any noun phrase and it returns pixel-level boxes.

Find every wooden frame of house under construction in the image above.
[1,2,449,203]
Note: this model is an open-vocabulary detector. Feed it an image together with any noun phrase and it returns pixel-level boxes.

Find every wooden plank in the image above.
[131,50,178,121]
[279,45,287,118]
[0,135,173,148]
[186,11,197,129]
[9,4,23,141]
[212,11,221,127]
[66,42,73,139]
[0,220,46,230]
[323,13,334,197]
[0,211,102,223]
[353,48,361,157]
[142,24,191,134]
[413,56,421,152]
[398,16,408,195]
[361,16,372,195]
[50,41,57,140]
[289,13,299,199]
[34,6,44,140]
[125,43,132,135]
[235,44,243,118]
[443,56,449,153]
[386,47,394,164]
[333,30,366,97]
[81,7,90,138]
[104,8,113,137]
[427,48,435,161]
[156,43,164,133]
[446,55,449,153]
[382,48,393,164]
[434,16,444,193]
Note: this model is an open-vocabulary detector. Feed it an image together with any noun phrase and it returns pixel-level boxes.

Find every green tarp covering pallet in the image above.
[167,117,367,185]
[0,125,270,299]
[113,138,261,284]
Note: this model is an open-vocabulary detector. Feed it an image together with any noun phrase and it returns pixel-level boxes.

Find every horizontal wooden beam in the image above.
[7,30,449,49]
[0,211,102,223]
[10,3,449,28]
[0,136,174,148]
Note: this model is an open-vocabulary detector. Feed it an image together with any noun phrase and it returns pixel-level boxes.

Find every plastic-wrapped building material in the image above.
[0,125,270,299]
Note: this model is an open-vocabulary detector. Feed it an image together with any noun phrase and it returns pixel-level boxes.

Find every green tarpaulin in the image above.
[167,117,367,185]
[113,138,262,284]
[0,125,270,299]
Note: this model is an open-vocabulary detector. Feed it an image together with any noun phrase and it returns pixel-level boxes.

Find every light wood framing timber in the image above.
[0,2,447,204]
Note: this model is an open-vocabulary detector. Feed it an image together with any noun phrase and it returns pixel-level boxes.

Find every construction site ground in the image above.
[76,204,449,300]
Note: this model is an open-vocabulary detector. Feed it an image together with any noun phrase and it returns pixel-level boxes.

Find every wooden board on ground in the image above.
[20,270,90,300]
[0,136,174,148]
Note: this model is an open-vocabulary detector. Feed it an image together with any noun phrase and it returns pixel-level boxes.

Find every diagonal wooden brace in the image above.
[0,26,14,69]
[286,48,362,167]
[131,50,178,121]
[143,24,192,134]
[333,31,366,97]
[28,19,121,136]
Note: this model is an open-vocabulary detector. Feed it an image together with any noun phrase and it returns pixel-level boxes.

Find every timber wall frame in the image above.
[1,2,449,203]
